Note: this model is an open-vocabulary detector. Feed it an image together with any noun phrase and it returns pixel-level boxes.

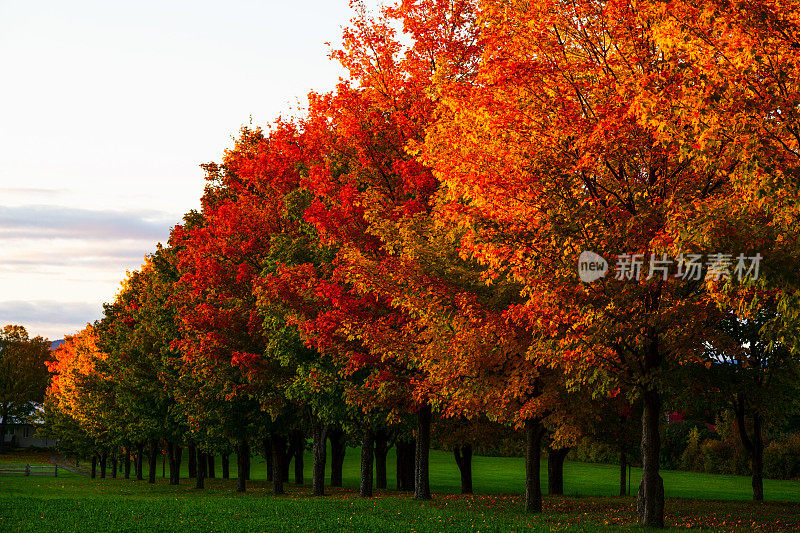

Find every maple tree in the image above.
[45,326,116,477]
[417,0,800,525]
[170,123,319,496]
[341,205,558,510]
[95,246,188,484]
[638,0,800,206]
[286,0,482,501]
[170,205,270,492]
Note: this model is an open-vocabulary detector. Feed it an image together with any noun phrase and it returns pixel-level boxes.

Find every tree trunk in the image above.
[222,453,230,479]
[262,436,273,482]
[620,448,627,497]
[195,452,206,489]
[547,446,569,495]
[91,454,97,479]
[207,455,215,478]
[0,413,7,454]
[734,394,765,502]
[293,428,304,484]
[99,449,108,479]
[175,445,183,484]
[374,430,389,490]
[271,433,286,495]
[281,436,292,483]
[237,440,248,493]
[188,443,197,478]
[454,444,473,494]
[168,443,182,485]
[414,403,432,500]
[148,439,158,484]
[197,449,207,479]
[312,419,327,496]
[525,419,544,513]
[360,428,374,498]
[135,442,145,481]
[124,446,131,479]
[396,438,416,491]
[329,427,346,487]
[110,453,117,479]
[752,412,764,501]
[244,450,250,480]
[637,389,665,527]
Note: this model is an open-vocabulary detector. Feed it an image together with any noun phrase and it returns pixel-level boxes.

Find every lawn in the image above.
[104,444,800,502]
[1,447,799,532]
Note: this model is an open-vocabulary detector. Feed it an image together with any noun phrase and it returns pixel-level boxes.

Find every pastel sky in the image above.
[0,0,373,340]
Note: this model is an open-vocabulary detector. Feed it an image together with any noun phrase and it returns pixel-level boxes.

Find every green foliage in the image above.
[674,413,748,476]
[679,427,704,472]
[567,438,618,465]
[698,439,750,477]
[0,325,52,428]
[711,411,736,443]
[764,434,800,480]
[662,420,716,471]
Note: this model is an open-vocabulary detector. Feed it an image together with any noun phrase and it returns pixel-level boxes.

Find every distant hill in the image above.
[50,339,65,350]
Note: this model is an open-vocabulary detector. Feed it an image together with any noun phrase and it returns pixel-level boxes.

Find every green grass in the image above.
[1,448,799,532]
[152,445,800,502]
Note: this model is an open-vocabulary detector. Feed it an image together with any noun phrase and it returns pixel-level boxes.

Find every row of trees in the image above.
[41,0,800,527]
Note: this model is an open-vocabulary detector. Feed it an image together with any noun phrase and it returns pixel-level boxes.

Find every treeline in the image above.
[40,1,800,528]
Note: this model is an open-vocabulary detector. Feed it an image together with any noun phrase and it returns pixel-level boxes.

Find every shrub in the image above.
[698,436,749,476]
[471,433,525,457]
[679,427,703,472]
[567,437,618,464]
[662,419,716,470]
[764,434,800,480]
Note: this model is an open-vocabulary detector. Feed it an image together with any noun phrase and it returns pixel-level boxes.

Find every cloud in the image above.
[0,187,66,196]
[0,300,101,325]
[0,205,174,241]
[1,246,151,271]
[0,300,102,340]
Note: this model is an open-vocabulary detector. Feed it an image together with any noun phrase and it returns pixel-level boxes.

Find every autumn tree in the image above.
[0,325,50,451]
[95,246,188,484]
[0,325,52,452]
[287,0,481,501]
[417,0,800,525]
[171,126,307,495]
[45,327,116,476]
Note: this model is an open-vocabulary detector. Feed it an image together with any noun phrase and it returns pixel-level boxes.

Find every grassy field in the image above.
[1,447,799,532]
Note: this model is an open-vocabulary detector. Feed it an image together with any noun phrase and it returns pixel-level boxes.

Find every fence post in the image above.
[25,464,30,476]
[55,465,58,477]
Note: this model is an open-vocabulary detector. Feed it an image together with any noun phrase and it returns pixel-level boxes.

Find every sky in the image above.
[0,0,373,340]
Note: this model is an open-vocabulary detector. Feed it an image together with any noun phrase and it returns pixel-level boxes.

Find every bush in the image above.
[679,427,703,471]
[693,412,750,476]
[474,436,525,457]
[698,438,748,475]
[674,412,751,475]
[764,434,800,480]
[567,437,618,464]
[661,419,717,470]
